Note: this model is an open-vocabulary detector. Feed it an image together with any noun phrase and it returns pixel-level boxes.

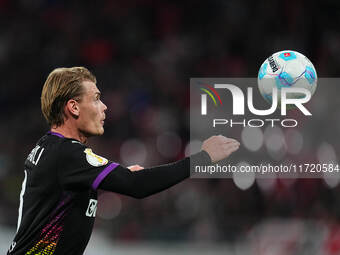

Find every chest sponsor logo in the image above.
[86,199,97,217]
[84,148,108,167]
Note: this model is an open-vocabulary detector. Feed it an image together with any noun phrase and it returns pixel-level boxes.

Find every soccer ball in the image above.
[257,50,317,106]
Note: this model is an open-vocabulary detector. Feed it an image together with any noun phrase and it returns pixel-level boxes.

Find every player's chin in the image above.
[88,127,104,137]
[98,126,105,135]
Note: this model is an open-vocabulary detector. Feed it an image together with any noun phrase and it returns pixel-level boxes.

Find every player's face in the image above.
[77,81,107,137]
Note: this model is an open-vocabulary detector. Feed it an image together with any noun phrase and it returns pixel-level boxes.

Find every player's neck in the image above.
[51,125,88,144]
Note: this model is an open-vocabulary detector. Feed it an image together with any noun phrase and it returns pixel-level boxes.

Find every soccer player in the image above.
[7,67,240,255]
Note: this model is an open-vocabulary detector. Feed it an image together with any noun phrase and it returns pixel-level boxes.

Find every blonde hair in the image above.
[41,67,96,127]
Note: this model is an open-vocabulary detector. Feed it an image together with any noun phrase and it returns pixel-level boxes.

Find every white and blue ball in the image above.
[258,50,317,104]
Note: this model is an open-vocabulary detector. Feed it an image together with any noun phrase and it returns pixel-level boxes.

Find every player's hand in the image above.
[127,164,144,171]
[201,135,240,163]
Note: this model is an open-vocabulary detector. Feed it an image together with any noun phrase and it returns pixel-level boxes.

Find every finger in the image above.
[222,141,240,148]
[127,165,143,170]
[223,141,239,147]
[223,143,240,153]
[227,139,240,144]
[128,166,144,171]
[221,137,239,144]
[226,144,240,154]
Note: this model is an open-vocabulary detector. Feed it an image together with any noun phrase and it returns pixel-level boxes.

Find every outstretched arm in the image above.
[99,151,210,198]
[99,135,239,198]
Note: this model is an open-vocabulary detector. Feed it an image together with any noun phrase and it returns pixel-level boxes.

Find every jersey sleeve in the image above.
[99,150,212,198]
[58,141,120,191]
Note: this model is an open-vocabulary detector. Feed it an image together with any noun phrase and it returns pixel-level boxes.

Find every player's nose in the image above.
[102,101,107,112]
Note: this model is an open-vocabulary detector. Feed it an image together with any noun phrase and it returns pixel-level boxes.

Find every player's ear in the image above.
[65,99,80,117]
